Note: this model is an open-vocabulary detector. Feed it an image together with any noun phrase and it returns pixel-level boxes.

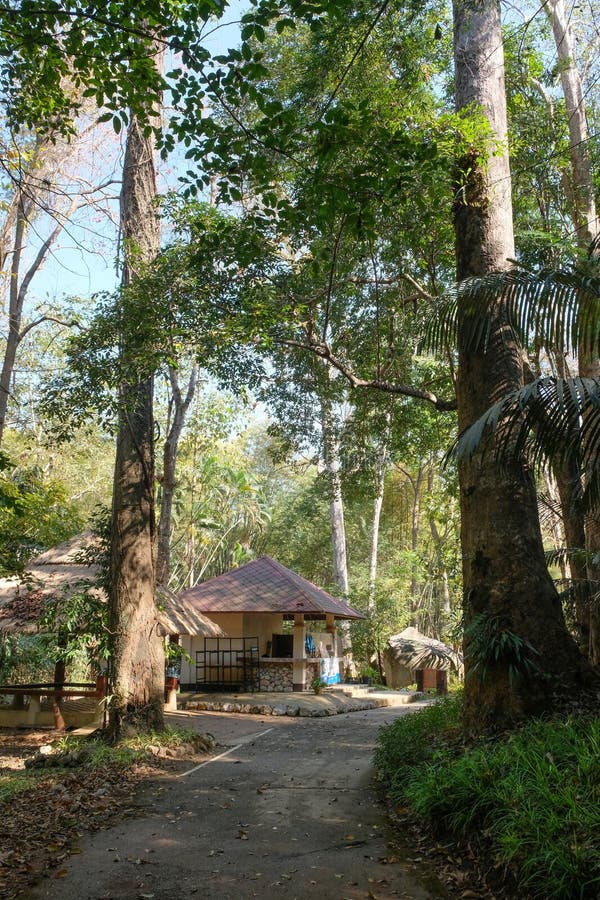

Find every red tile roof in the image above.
[177,556,365,619]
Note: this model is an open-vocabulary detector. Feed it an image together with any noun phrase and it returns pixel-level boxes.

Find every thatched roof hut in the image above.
[0,533,223,638]
[383,627,462,689]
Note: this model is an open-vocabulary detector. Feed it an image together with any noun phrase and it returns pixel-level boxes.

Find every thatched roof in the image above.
[177,555,366,620]
[0,534,223,638]
[386,627,462,672]
[156,586,223,637]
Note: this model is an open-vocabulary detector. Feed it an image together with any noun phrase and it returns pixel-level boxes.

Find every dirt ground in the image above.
[0,725,212,900]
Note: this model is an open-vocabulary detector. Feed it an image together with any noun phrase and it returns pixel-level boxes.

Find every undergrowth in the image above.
[375,694,600,899]
[0,772,37,801]
[51,725,210,769]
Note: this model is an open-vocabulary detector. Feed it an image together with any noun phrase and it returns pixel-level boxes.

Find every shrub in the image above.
[375,701,600,899]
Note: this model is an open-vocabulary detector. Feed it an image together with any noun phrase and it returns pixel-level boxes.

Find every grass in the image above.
[49,724,212,769]
[375,695,600,899]
[0,772,38,802]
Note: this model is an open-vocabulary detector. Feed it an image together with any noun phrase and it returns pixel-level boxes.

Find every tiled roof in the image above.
[177,556,365,619]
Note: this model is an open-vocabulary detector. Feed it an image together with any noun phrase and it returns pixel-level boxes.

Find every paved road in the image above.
[23,706,449,900]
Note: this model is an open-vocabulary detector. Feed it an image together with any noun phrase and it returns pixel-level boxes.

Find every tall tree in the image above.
[452,0,588,727]
[109,62,164,735]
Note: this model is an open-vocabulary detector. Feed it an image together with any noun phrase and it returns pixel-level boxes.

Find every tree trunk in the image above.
[368,483,384,610]
[409,466,424,619]
[156,364,199,586]
[540,0,600,660]
[544,0,600,665]
[368,418,390,610]
[0,198,26,443]
[544,0,598,244]
[320,396,349,595]
[0,191,77,443]
[108,106,164,737]
[453,0,589,729]
[428,467,452,635]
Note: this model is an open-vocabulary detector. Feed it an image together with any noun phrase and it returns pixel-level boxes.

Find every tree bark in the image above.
[0,191,77,443]
[453,0,589,729]
[409,465,424,618]
[428,466,452,636]
[320,395,349,595]
[108,107,164,737]
[156,364,199,586]
[544,0,600,665]
[544,0,598,244]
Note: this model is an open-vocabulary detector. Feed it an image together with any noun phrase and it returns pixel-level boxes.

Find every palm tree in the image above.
[434,250,600,664]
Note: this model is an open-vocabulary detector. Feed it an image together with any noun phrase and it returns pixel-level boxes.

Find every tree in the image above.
[0,121,118,443]
[451,0,589,728]
[108,60,165,735]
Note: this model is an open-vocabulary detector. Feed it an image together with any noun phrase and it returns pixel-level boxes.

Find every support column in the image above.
[26,695,42,726]
[326,614,337,654]
[292,614,306,692]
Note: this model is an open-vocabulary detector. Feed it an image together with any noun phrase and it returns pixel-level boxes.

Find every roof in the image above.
[177,556,366,620]
[0,534,223,638]
[156,586,223,637]
[386,627,463,672]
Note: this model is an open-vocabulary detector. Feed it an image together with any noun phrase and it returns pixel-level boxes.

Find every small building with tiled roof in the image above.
[175,556,365,693]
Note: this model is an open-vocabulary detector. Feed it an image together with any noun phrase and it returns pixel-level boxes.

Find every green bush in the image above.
[375,692,463,796]
[375,701,600,899]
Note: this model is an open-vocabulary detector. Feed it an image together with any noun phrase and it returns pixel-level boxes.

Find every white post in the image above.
[292,614,306,692]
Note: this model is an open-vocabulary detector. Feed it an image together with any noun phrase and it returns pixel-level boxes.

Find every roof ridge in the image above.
[259,555,325,608]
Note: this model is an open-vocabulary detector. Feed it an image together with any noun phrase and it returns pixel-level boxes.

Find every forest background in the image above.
[0,0,598,721]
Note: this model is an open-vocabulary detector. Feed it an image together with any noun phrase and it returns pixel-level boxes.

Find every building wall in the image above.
[178,613,345,688]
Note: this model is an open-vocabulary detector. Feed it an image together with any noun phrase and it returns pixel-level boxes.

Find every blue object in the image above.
[305,634,316,655]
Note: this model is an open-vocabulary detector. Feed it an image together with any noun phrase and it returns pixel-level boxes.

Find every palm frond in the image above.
[545,547,588,569]
[422,265,600,358]
[450,376,600,509]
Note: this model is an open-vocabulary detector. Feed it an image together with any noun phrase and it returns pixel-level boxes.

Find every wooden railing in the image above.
[0,676,107,729]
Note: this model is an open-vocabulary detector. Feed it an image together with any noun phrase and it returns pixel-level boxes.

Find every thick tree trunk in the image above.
[453,0,588,729]
[108,110,164,737]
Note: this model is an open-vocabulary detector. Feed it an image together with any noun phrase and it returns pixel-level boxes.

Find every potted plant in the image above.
[311,676,327,695]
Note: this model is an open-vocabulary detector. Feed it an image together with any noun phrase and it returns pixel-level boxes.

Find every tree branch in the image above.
[18,315,80,343]
[276,338,456,411]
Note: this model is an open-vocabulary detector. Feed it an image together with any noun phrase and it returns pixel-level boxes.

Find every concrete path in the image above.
[22,705,449,900]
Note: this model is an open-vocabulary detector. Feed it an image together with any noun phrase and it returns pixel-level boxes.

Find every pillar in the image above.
[292,613,306,692]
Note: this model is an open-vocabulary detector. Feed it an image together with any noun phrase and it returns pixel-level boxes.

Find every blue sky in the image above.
[33,2,247,307]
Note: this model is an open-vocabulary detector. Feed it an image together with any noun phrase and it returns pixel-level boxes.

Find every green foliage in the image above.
[310,675,326,693]
[0,451,82,575]
[0,633,57,683]
[168,404,274,590]
[377,705,600,899]
[52,725,212,768]
[41,204,277,439]
[464,613,541,686]
[0,772,38,803]
[375,692,463,790]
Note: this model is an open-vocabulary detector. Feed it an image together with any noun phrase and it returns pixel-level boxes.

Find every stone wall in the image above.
[259,662,293,691]
[258,660,321,691]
